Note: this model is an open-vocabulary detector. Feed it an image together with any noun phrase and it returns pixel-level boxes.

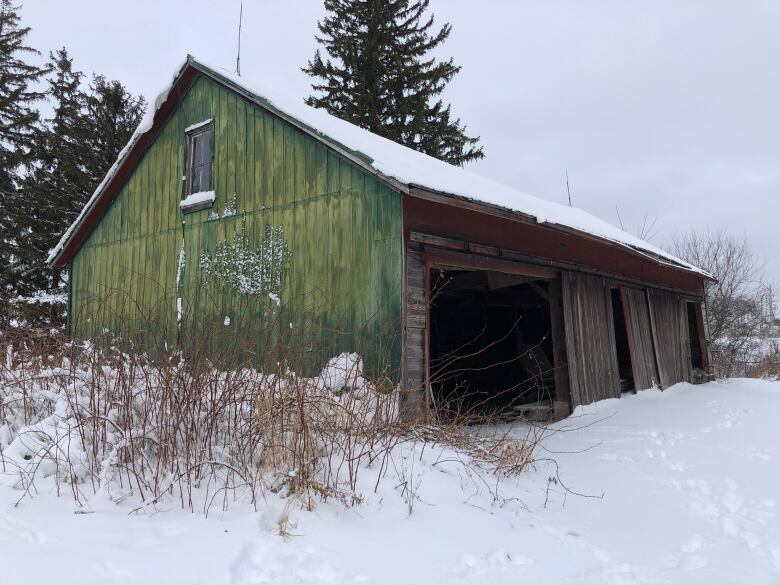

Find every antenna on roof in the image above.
[566,168,572,207]
[235,1,243,76]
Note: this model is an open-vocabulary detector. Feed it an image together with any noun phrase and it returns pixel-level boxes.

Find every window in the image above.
[185,122,213,196]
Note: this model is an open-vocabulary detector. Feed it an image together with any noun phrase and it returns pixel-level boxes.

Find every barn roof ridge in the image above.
[47,55,710,279]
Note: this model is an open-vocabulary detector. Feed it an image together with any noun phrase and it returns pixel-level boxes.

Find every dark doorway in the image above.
[686,302,705,370]
[610,288,635,393]
[428,269,555,418]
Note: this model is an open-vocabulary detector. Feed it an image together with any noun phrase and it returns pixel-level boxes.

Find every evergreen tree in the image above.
[19,63,146,298]
[303,0,483,166]
[18,48,90,294]
[0,0,46,317]
[80,75,146,195]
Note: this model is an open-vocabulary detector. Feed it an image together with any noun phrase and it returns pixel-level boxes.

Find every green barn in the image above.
[49,56,713,419]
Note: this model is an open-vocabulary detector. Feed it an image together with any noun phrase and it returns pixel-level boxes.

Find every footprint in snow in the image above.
[450,549,533,578]
[675,535,708,572]
[681,534,703,554]
[745,448,772,462]
[0,512,52,545]
[587,544,611,563]
[771,549,780,572]
[90,561,133,583]
[229,538,362,585]
[742,531,762,549]
[601,562,647,585]
[722,490,743,514]
[681,555,708,571]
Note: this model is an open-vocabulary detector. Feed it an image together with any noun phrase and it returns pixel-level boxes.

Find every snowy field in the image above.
[2,378,779,585]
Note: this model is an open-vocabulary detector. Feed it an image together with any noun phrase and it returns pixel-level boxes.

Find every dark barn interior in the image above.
[428,269,555,418]
[611,288,635,393]
[687,302,705,370]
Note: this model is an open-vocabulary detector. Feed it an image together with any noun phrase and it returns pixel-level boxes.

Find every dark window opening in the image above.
[428,269,555,420]
[687,302,704,369]
[610,288,635,393]
[185,124,213,196]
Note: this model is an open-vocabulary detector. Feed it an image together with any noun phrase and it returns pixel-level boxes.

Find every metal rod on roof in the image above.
[235,1,243,76]
[566,168,572,207]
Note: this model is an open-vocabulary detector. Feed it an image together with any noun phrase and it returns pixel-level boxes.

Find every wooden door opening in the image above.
[428,268,556,418]
[610,288,635,393]
[686,301,709,375]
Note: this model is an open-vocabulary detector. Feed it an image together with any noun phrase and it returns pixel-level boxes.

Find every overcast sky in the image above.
[23,0,780,288]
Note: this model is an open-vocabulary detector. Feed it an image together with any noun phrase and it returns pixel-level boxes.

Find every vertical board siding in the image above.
[548,277,571,413]
[648,288,690,388]
[70,74,403,378]
[402,245,427,418]
[562,272,621,407]
[692,301,711,371]
[620,286,659,390]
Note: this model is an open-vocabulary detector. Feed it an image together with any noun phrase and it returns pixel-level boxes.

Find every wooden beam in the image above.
[486,272,532,290]
[433,270,488,293]
[548,277,571,417]
[409,229,704,298]
[409,231,466,251]
[424,249,558,280]
[528,281,549,302]
[401,245,428,420]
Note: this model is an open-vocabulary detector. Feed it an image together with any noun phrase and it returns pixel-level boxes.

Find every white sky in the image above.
[22,0,780,288]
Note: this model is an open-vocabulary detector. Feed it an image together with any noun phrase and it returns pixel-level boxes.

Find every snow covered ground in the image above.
[2,378,779,584]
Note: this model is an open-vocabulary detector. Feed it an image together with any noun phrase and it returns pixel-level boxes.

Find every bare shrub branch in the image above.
[670,229,774,377]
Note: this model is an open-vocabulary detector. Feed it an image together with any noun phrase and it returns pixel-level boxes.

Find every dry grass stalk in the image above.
[0,302,553,515]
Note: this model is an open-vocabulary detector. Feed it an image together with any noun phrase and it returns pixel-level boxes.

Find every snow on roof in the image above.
[48,56,708,277]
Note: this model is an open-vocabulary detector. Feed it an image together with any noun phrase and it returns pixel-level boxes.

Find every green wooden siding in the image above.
[70,74,403,378]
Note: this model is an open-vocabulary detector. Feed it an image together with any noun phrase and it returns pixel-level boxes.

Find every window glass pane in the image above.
[191,134,199,164]
[191,163,203,193]
[201,159,211,191]
[188,136,198,193]
[200,129,213,166]
[187,126,213,195]
[193,133,204,166]
[195,132,207,166]
[202,128,213,165]
[198,163,211,192]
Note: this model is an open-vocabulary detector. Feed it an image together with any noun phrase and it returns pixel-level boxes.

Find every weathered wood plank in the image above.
[562,271,620,407]
[621,286,659,390]
[402,245,427,418]
[648,288,690,388]
[548,276,571,417]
